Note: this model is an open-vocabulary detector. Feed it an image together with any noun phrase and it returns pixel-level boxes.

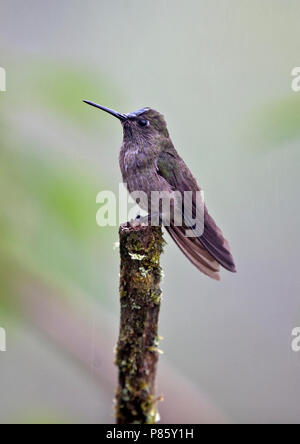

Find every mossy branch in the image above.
[115,222,165,424]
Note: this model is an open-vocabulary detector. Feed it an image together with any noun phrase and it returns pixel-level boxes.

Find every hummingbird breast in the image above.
[119,144,172,209]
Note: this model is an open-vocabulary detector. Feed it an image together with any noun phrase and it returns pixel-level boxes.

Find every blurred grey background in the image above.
[0,0,300,424]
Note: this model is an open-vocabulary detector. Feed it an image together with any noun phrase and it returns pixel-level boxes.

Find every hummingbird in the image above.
[84,101,236,280]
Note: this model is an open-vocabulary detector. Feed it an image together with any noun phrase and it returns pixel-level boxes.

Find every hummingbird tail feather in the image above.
[165,223,221,280]
[181,202,236,274]
[199,208,236,273]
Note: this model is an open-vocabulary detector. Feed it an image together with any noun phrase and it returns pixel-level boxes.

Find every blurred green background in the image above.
[1,0,300,424]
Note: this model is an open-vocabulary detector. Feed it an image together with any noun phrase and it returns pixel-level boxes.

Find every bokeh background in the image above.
[1,0,300,424]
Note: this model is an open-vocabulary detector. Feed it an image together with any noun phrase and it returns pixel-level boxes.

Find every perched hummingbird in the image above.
[84,101,236,280]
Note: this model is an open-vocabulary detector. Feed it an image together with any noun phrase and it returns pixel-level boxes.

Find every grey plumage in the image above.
[84,101,236,280]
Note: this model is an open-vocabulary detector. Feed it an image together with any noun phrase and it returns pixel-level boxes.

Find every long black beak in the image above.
[83,101,127,122]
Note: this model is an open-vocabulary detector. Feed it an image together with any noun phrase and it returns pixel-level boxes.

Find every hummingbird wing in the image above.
[157,148,236,276]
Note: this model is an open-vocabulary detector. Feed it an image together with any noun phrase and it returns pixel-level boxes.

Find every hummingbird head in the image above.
[83,101,169,142]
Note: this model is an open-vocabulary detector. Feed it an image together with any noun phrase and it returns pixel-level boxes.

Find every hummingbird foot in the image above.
[129,213,162,228]
[129,214,149,228]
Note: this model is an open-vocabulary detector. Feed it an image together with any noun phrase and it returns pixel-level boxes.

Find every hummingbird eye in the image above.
[137,118,149,128]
